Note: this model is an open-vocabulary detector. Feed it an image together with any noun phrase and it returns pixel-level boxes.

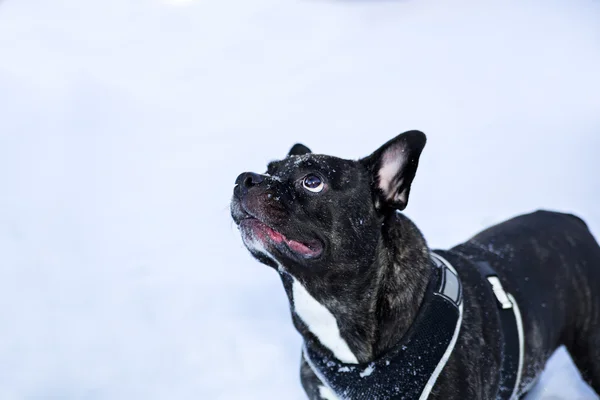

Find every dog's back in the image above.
[451,210,600,393]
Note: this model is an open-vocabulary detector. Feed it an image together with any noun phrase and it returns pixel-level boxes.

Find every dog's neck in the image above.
[281,212,432,364]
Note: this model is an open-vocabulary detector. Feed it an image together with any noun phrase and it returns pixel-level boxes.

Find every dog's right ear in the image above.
[288,143,312,157]
[360,130,426,211]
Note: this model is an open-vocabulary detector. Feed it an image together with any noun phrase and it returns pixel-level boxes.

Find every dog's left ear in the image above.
[288,143,312,157]
[360,130,426,211]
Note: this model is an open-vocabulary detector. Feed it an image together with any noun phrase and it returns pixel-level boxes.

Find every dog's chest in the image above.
[291,277,359,364]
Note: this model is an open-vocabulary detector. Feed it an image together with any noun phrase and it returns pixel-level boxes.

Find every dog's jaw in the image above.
[239,223,282,270]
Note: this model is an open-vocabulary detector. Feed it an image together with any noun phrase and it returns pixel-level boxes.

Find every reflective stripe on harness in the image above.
[475,261,525,400]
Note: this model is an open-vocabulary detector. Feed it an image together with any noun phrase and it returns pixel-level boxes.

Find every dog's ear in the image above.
[288,143,312,157]
[360,130,426,211]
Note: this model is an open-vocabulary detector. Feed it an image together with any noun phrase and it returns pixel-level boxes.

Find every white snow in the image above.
[1,0,599,399]
[360,363,376,378]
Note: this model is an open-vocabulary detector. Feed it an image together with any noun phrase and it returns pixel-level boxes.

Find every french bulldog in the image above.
[230,131,600,399]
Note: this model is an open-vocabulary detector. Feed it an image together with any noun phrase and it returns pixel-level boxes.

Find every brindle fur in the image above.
[231,131,600,399]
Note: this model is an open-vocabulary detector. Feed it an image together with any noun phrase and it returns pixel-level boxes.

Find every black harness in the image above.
[304,253,524,400]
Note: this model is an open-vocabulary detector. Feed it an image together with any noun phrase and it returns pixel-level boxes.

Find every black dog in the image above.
[231,131,600,399]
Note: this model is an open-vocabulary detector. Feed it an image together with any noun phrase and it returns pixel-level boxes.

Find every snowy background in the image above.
[1,0,599,399]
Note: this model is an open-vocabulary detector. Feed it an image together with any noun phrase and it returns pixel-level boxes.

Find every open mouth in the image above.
[239,218,323,258]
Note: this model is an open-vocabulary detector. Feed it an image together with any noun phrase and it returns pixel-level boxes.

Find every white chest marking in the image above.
[291,278,358,364]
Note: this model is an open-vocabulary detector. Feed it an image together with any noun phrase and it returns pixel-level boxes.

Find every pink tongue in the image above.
[286,239,320,257]
[264,224,321,257]
[266,227,284,243]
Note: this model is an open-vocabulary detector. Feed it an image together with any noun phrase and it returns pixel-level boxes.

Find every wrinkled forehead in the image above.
[266,154,360,181]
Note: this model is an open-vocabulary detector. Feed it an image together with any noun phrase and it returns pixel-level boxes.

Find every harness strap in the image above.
[304,256,524,399]
[304,254,463,400]
[474,261,525,400]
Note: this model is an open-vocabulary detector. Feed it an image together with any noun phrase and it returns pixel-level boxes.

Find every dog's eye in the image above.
[302,174,324,193]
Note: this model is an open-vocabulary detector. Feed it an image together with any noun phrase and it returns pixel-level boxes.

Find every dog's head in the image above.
[231,131,427,278]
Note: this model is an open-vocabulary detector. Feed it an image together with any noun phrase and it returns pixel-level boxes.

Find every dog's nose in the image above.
[235,172,264,196]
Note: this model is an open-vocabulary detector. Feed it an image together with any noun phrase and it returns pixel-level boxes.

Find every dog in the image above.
[230,131,600,399]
